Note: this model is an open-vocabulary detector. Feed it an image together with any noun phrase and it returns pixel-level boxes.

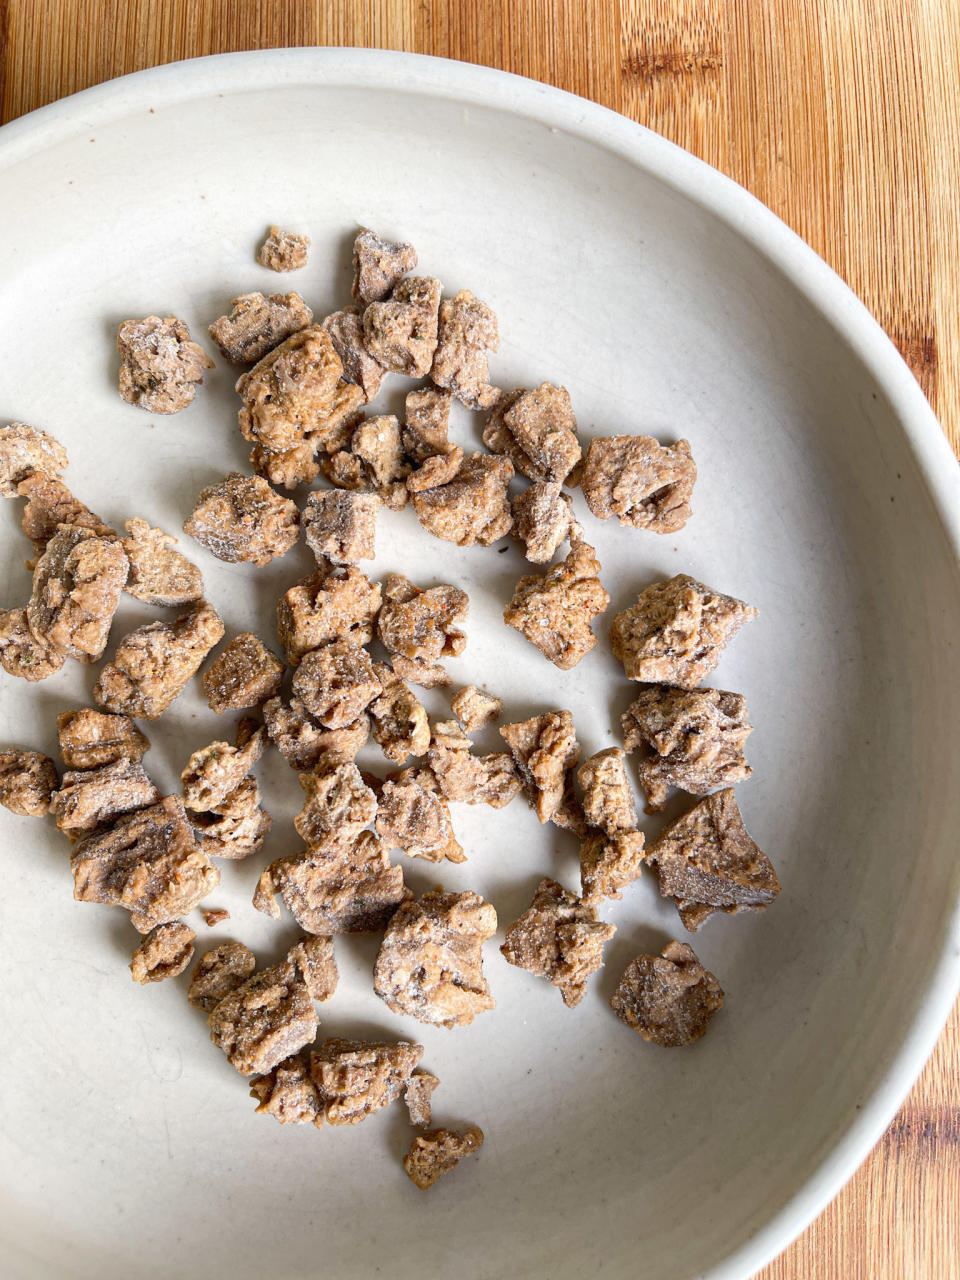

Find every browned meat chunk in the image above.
[552,768,588,836]
[352,228,418,304]
[117,315,213,414]
[621,686,753,811]
[374,888,497,1028]
[0,749,58,816]
[192,776,272,860]
[0,423,68,496]
[610,941,723,1046]
[187,940,257,1011]
[512,481,582,564]
[17,473,115,564]
[323,414,411,511]
[404,1070,440,1128]
[51,758,161,838]
[130,921,196,984]
[181,726,266,811]
[499,711,580,823]
[482,383,580,483]
[376,574,468,688]
[263,695,370,771]
[610,574,758,688]
[288,934,339,1002]
[202,632,284,713]
[249,440,320,490]
[369,663,430,764]
[292,641,382,729]
[402,388,454,463]
[277,565,381,665]
[363,276,442,376]
[94,601,224,719]
[322,307,387,401]
[312,1037,422,1124]
[411,452,514,546]
[581,436,696,533]
[451,685,503,731]
[577,748,637,835]
[250,1051,324,1127]
[430,290,500,409]
[27,526,128,663]
[579,830,646,903]
[293,761,377,853]
[208,957,318,1076]
[504,541,609,670]
[257,225,310,271]
[406,449,464,494]
[209,291,313,363]
[56,708,149,770]
[202,907,229,926]
[71,795,219,932]
[236,325,345,454]
[501,877,615,1008]
[303,490,378,565]
[403,1126,484,1189]
[427,720,520,809]
[375,779,464,863]
[184,472,299,566]
[0,607,66,681]
[121,518,203,607]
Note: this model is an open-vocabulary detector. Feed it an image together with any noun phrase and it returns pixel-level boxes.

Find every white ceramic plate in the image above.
[1,49,958,1280]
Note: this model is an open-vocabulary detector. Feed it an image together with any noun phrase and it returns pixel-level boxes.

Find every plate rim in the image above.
[1,45,959,1280]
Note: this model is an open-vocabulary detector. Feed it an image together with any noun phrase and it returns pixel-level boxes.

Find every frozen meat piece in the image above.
[293,761,377,853]
[430,289,500,409]
[551,768,587,836]
[257,225,310,271]
[368,663,430,764]
[579,830,645,903]
[323,415,410,511]
[376,573,468,689]
[51,758,161,838]
[263,695,370,771]
[322,306,387,402]
[56,708,149,770]
[27,526,128,663]
[504,541,609,670]
[277,565,381,665]
[512,481,582,564]
[311,1037,423,1125]
[192,776,272,860]
[187,940,257,1011]
[450,685,503,731]
[129,921,196,985]
[236,325,343,453]
[209,291,313,364]
[406,448,464,493]
[352,228,418,304]
[499,710,580,823]
[375,778,465,863]
[249,440,321,490]
[403,1126,484,1189]
[184,472,299,566]
[292,641,382,730]
[404,1070,440,1128]
[610,941,723,1046]
[250,1052,324,1128]
[428,720,520,809]
[411,452,514,547]
[303,490,378,566]
[581,435,696,533]
[121,518,203,607]
[577,748,637,835]
[0,606,66,681]
[117,315,213,414]
[363,276,442,376]
[288,934,338,1002]
[208,957,318,1076]
[501,877,615,1008]
[202,632,284,713]
[402,387,454,463]
[482,383,580,483]
[181,727,266,811]
[0,423,68,497]
[17,472,115,561]
[0,748,58,816]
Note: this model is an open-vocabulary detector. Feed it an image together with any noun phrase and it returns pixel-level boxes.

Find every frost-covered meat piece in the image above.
[402,387,454,463]
[202,632,284,713]
[512,481,582,564]
[0,607,66,681]
[610,941,723,1046]
[277,565,381,665]
[0,423,68,496]
[352,228,418,305]
[644,789,780,930]
[181,726,266,812]
[209,291,313,364]
[292,641,382,730]
[56,708,149,770]
[249,440,321,490]
[187,940,257,1011]
[117,315,213,414]
[577,748,637,835]
[552,768,587,836]
[0,749,58,816]
[579,830,645,903]
[403,1126,484,1189]
[26,526,128,663]
[368,663,430,764]
[322,307,387,402]
[404,1070,440,1128]
[376,574,468,689]
[430,290,500,410]
[482,383,581,483]
[17,473,115,563]
[51,758,161,838]
[450,685,503,731]
[263,695,370,771]
[411,452,514,547]
[501,877,615,1008]
[427,720,520,809]
[375,779,465,864]
[581,436,696,533]
[192,776,272,860]
[504,541,609,670]
[311,1037,423,1125]
[363,276,442,377]
[257,225,310,271]
[250,1051,324,1128]
[71,795,219,932]
[375,889,497,1028]
[94,601,224,719]
[121,518,203,607]
[130,921,196,985]
[236,325,344,454]
[288,934,339,1002]
[293,761,377,853]
[499,710,580,824]
[208,957,318,1076]
[184,472,299,566]
[323,415,410,511]
[303,490,378,566]
[405,449,464,494]
[610,574,758,688]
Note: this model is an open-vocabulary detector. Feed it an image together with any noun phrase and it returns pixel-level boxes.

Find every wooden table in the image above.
[1,3,958,1275]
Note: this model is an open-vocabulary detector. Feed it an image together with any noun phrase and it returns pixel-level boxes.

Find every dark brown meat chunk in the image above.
[411,452,514,547]
[202,907,229,926]
[56,708,149,770]
[0,749,58,816]
[322,307,387,402]
[17,472,114,560]
[257,225,310,271]
[430,289,500,410]
[404,1070,440,1128]
[277,565,381,665]
[482,383,580,483]
[375,778,464,863]
[499,711,580,823]
[209,291,313,363]
[577,748,637,835]
[610,941,724,1046]
[376,574,468,688]
[403,1127,484,1189]
[129,921,196,984]
[302,490,378,565]
[27,526,128,662]
[208,957,318,1076]
[368,663,430,764]
[250,1052,324,1128]
[579,830,646,903]
[581,436,696,533]
[184,472,299,566]
[0,423,68,497]
[352,228,418,305]
[292,641,382,729]
[51,758,161,838]
[0,606,66,681]
[428,720,520,809]
[504,541,609,670]
[311,1037,423,1124]
[263,695,370,771]
[117,315,213,414]
[501,877,615,1008]
[363,276,442,377]
[187,940,257,1011]
[121,518,204,607]
[202,632,284,713]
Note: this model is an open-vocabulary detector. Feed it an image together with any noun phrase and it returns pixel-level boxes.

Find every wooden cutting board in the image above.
[1,3,958,1276]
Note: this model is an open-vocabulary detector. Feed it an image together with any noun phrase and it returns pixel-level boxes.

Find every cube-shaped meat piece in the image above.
[311,1037,423,1125]
[192,776,272,860]
[501,877,615,1008]
[644,789,780,930]
[403,1126,484,1189]
[374,889,497,1028]
[51,758,161,838]
[504,541,609,670]
[0,423,68,497]
[292,641,382,730]
[404,1070,440,1128]
[322,307,387,402]
[610,941,724,1046]
[577,748,637,835]
[427,720,521,809]
[70,795,220,932]
[184,472,299,566]
[375,779,465,863]
[236,325,343,453]
[411,452,514,547]
[293,761,377,853]
[377,574,468,689]
[0,607,65,681]
[94,601,224,719]
[277,566,381,665]
[0,749,58,816]
[303,490,378,566]
[288,934,339,1002]
[117,315,214,414]
[581,436,696,533]
[181,726,266,811]
[512,481,582,564]
[263,695,370,771]
[402,388,454,463]
[352,228,418,305]
[430,289,501,410]
[611,575,758,688]
[209,291,313,363]
[187,940,257,1011]
[130,921,196,984]
[368,663,430,764]
[27,526,128,663]
[250,1051,324,1128]
[56,708,149,770]
[363,276,442,377]
[323,415,410,511]
[202,632,284,713]
[257,225,310,271]
[482,383,581,483]
[579,830,645,903]
[208,957,318,1076]
[622,686,753,811]
[500,710,580,823]
[450,685,503,731]
[121,518,203,607]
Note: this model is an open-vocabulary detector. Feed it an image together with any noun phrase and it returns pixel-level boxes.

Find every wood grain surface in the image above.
[1,3,958,1276]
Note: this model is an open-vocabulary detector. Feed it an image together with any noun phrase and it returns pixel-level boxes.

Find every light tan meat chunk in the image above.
[610,574,758,688]
[579,830,645,903]
[263,695,370,771]
[402,388,454,463]
[0,749,58,816]
[552,768,588,836]
[51,758,161,838]
[376,574,468,688]
[610,941,724,1046]
[367,662,430,764]
[130,921,196,985]
[403,1126,484,1189]
[303,490,378,565]
[482,383,581,483]
[582,436,696,533]
[293,761,377,853]
[70,795,219,932]
[512,481,582,564]
[406,448,465,493]
[202,633,284,713]
[94,601,224,719]
[430,289,501,410]
[187,940,257,1011]
[17,473,115,560]
[181,726,266,811]
[192,776,272,860]
[504,541,609,670]
[404,1070,440,1128]
[27,526,128,663]
[277,565,381,665]
[0,607,66,681]
[501,877,615,1008]
[577,748,637,835]
[375,779,465,863]
[209,291,313,363]
[208,957,318,1077]
[250,1051,324,1128]
[323,414,410,511]
[499,711,580,824]
[374,888,497,1028]
[311,1037,423,1125]
[236,325,344,454]
[249,440,320,490]
[352,228,418,305]
[363,276,442,377]
[117,315,213,414]
[121,518,203,606]
[183,472,299,566]
[322,307,387,402]
[257,225,310,271]
[450,685,503,731]
[56,708,149,770]
[0,423,68,497]
[411,451,514,547]
[288,934,339,1002]
[292,641,382,730]
[427,720,520,809]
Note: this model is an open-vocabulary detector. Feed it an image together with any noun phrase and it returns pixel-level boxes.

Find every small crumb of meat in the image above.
[209,291,313,364]
[121,518,203,607]
[288,934,339,1002]
[117,315,213,414]
[450,685,503,731]
[51,758,161,838]
[499,710,580,823]
[482,383,581,483]
[375,778,465,863]
[363,276,442,377]
[577,748,637,835]
[0,423,68,497]
[277,565,381,665]
[504,541,609,670]
[0,606,66,681]
[236,324,344,455]
[501,877,615,1008]
[202,632,284,713]
[71,795,220,933]
[411,451,514,546]
[512,481,582,564]
[369,663,430,764]
[184,472,299,566]
[202,907,229,926]
[17,472,115,562]
[263,695,370,771]
[311,1037,423,1125]
[579,829,645,903]
[56,708,149,770]
[130,921,196,985]
[187,940,257,1011]
[293,760,377,853]
[94,600,224,719]
[292,641,382,730]
[257,225,310,271]
[581,435,696,533]
[428,720,520,809]
[181,725,266,811]
[374,888,497,1028]
[404,1070,440,1128]
[430,289,501,410]
[323,414,411,511]
[27,526,128,663]
[610,574,758,688]
[0,749,58,816]
[352,228,418,305]
[208,957,318,1077]
[610,941,723,1046]
[250,1051,324,1128]
[322,307,387,402]
[303,490,378,566]
[402,387,454,464]
[192,775,272,860]
[376,573,468,688]
[403,1126,484,1189]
